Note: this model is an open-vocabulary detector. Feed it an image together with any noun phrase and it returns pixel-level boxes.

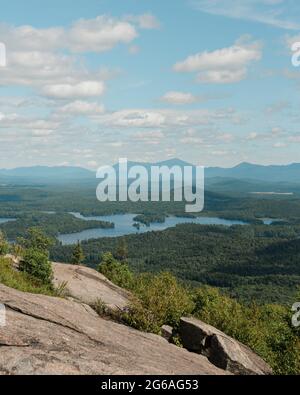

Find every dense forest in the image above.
[1,182,300,304]
[0,212,113,240]
[51,222,300,304]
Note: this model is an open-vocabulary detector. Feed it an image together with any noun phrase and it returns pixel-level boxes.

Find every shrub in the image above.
[18,227,54,255]
[192,286,248,340]
[123,272,194,334]
[19,248,53,285]
[0,231,9,256]
[192,285,300,375]
[98,252,133,289]
[0,257,54,295]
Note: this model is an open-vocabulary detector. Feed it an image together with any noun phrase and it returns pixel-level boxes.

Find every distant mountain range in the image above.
[1,159,300,184]
[206,162,300,183]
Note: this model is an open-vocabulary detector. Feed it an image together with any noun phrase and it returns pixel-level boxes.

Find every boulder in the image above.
[161,325,173,341]
[179,317,272,375]
[0,284,227,375]
[52,262,130,310]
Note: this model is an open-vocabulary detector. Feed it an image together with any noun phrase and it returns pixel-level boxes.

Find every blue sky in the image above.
[0,0,300,168]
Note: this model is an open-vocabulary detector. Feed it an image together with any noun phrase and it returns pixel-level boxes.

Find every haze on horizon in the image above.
[0,0,300,169]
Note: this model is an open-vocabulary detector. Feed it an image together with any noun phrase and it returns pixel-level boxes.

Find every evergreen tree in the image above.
[71,241,85,265]
[115,238,128,262]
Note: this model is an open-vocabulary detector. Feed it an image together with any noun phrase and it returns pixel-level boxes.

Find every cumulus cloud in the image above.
[58,100,105,115]
[160,91,199,105]
[133,130,164,145]
[42,81,105,99]
[0,14,159,98]
[67,16,138,53]
[173,37,262,84]
[100,109,166,128]
[96,107,241,130]
[0,14,159,54]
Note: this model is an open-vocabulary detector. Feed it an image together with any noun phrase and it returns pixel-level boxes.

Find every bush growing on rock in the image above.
[0,231,9,256]
[192,286,300,375]
[18,227,54,254]
[19,248,53,285]
[123,272,194,334]
[98,252,133,289]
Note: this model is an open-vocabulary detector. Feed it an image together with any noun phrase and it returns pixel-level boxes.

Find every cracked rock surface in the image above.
[0,284,227,375]
[52,262,131,310]
[179,317,272,375]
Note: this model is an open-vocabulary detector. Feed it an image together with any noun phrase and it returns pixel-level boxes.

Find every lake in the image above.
[0,218,16,224]
[57,213,249,245]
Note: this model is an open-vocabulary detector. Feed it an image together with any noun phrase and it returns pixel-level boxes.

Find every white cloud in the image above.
[42,81,105,99]
[247,132,259,140]
[197,68,247,84]
[211,150,230,156]
[133,130,164,145]
[273,142,287,148]
[95,107,241,130]
[180,136,204,144]
[0,14,158,54]
[174,37,262,84]
[288,135,300,142]
[0,14,158,98]
[67,16,138,53]
[58,100,105,115]
[161,91,199,104]
[216,133,234,142]
[32,130,54,137]
[193,0,300,30]
[285,34,300,50]
[101,109,166,128]
[125,13,161,30]
[128,45,140,55]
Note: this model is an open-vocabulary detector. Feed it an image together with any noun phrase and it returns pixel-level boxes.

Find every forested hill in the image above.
[51,222,300,305]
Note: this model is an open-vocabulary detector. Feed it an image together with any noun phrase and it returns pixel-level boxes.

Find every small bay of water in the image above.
[0,218,16,224]
[57,213,248,245]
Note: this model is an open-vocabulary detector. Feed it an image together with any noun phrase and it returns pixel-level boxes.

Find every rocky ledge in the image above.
[0,283,227,375]
[0,262,272,375]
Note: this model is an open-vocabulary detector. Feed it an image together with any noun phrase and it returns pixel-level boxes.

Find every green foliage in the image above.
[123,272,194,334]
[97,257,300,375]
[0,231,9,256]
[91,298,109,316]
[114,238,128,262]
[0,257,54,295]
[19,248,53,285]
[192,286,300,375]
[133,213,166,227]
[56,222,300,304]
[11,243,25,257]
[53,281,69,297]
[71,241,85,265]
[98,252,133,289]
[19,227,54,255]
[1,212,114,241]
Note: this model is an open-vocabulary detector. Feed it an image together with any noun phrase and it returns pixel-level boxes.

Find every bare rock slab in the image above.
[179,317,272,375]
[52,262,130,310]
[0,284,227,375]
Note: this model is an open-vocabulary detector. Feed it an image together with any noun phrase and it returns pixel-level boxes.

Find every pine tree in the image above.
[115,238,128,262]
[71,241,85,265]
